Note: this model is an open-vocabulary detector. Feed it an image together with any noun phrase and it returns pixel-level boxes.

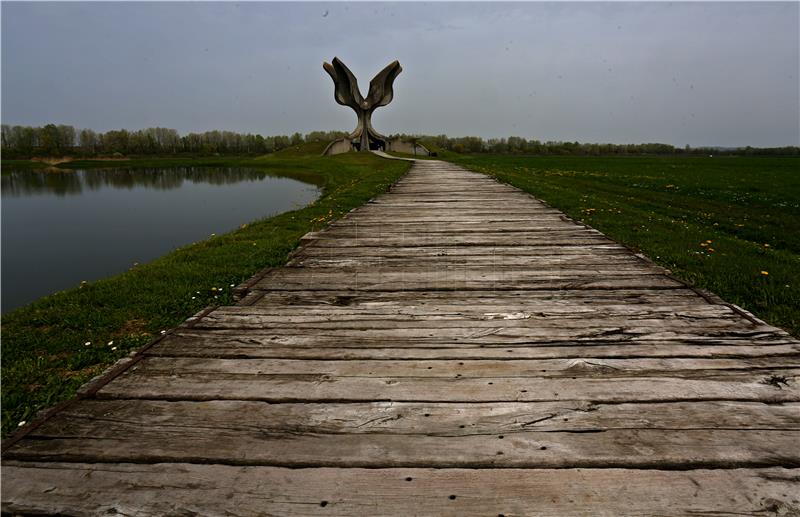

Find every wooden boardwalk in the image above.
[3,158,799,515]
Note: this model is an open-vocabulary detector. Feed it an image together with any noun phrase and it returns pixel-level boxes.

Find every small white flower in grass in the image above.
[84,341,91,346]
[111,347,117,351]
[229,284,235,287]
[160,330,166,334]
[191,296,196,300]
[18,421,26,427]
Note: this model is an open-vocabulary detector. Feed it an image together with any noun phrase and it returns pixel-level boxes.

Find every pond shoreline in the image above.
[2,165,321,312]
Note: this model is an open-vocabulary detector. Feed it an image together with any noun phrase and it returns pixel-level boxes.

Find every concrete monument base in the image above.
[323,138,430,156]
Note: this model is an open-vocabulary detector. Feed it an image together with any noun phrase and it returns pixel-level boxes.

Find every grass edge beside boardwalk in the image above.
[1,148,411,436]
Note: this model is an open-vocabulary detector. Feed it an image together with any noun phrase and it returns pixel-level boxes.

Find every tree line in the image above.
[395,134,800,156]
[2,123,797,158]
[1,124,348,158]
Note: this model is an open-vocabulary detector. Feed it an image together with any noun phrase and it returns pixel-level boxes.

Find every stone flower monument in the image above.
[322,57,429,156]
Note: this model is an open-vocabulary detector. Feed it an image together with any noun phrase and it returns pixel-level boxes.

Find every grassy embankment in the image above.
[1,143,411,436]
[429,152,798,337]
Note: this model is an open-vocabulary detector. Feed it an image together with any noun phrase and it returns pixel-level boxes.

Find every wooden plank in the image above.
[7,400,799,468]
[96,357,799,403]
[190,303,736,319]
[252,273,683,291]
[317,227,601,237]
[300,236,614,247]
[27,399,800,433]
[294,244,629,257]
[104,356,800,377]
[194,303,738,324]
[189,315,758,332]
[150,338,800,360]
[278,265,665,276]
[246,288,708,306]
[181,327,774,345]
[3,463,798,516]
[331,215,578,223]
[289,256,651,268]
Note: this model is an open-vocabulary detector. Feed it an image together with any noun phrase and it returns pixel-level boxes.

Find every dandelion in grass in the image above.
[761,271,769,276]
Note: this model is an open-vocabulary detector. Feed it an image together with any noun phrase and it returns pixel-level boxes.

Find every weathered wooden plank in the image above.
[294,244,629,257]
[8,400,799,468]
[150,334,800,360]
[289,256,651,268]
[28,399,800,433]
[196,303,737,323]
[252,273,683,291]
[301,236,614,247]
[169,321,787,342]
[190,315,757,332]
[343,211,571,221]
[247,288,708,306]
[278,265,665,276]
[97,357,799,403]
[317,227,601,237]
[370,196,547,202]
[331,215,578,223]
[106,356,800,377]
[4,463,798,516]
[163,328,792,346]
[324,224,596,233]
[193,303,735,318]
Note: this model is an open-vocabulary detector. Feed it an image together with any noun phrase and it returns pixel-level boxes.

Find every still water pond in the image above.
[1,167,320,313]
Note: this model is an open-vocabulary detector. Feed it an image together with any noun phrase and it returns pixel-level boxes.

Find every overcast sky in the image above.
[2,2,798,147]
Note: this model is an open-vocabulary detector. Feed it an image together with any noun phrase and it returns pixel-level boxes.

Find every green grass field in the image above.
[440,153,799,337]
[1,145,410,436]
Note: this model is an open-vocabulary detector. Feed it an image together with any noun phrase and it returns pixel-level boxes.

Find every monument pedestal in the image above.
[322,137,430,156]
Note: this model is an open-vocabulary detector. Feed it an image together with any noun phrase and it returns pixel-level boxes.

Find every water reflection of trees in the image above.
[1,167,314,197]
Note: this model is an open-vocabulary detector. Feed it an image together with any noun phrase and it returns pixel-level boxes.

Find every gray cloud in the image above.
[2,1,798,147]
